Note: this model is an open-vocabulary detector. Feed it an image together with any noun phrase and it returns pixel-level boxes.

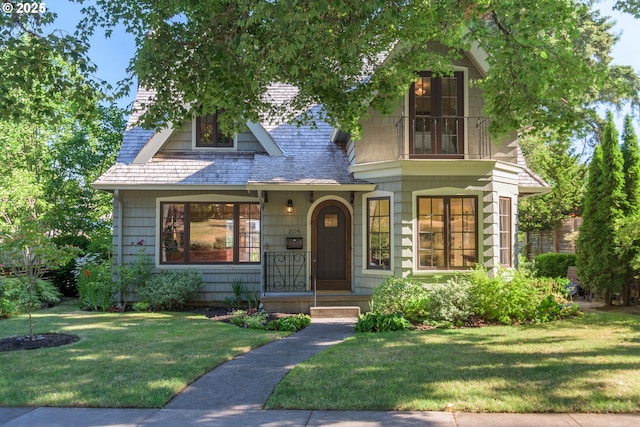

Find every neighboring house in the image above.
[93,45,548,313]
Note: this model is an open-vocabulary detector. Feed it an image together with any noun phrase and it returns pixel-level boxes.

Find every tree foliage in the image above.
[76,0,639,137]
[577,112,626,301]
[0,6,101,123]
[518,135,586,231]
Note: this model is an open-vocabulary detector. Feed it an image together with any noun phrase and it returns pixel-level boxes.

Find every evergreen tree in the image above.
[577,112,626,303]
[619,115,640,304]
[577,146,605,295]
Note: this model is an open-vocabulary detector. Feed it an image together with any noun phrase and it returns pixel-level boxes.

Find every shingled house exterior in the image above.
[94,46,548,313]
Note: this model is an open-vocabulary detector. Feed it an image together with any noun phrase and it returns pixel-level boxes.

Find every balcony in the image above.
[396,115,493,160]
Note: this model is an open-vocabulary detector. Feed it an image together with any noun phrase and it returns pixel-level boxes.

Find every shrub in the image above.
[74,253,116,311]
[370,277,429,323]
[132,301,150,312]
[229,309,269,329]
[427,276,475,327]
[469,266,577,325]
[1,277,62,312]
[48,235,90,297]
[534,253,577,278]
[266,314,311,332]
[0,279,18,318]
[137,271,203,310]
[114,248,154,309]
[355,312,410,332]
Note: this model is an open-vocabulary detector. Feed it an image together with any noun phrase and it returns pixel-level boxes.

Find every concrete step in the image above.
[310,306,361,318]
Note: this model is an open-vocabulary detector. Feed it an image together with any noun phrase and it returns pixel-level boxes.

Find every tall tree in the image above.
[518,136,586,234]
[577,112,626,303]
[618,115,640,304]
[77,0,639,138]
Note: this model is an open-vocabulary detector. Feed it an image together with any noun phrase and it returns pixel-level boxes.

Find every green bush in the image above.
[75,253,116,311]
[534,253,577,278]
[427,277,476,327]
[469,266,577,325]
[370,277,429,323]
[137,271,203,310]
[355,312,410,332]
[0,279,18,318]
[229,309,269,329]
[48,235,91,297]
[1,277,61,313]
[266,314,311,332]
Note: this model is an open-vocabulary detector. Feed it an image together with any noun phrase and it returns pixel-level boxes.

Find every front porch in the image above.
[262,251,371,313]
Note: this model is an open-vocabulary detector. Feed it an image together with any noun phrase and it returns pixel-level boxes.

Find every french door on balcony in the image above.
[409,71,465,158]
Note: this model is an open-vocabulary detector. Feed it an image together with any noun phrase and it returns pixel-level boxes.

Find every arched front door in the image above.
[311,200,352,291]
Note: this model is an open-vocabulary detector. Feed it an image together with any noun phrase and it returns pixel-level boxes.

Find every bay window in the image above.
[417,196,477,270]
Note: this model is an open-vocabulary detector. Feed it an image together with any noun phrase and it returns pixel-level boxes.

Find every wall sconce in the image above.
[286,199,294,214]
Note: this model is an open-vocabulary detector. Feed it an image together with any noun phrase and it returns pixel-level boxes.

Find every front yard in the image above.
[1,301,639,413]
[266,309,640,413]
[0,300,289,407]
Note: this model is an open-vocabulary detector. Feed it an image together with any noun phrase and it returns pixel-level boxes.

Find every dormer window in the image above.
[409,71,464,158]
[196,111,234,148]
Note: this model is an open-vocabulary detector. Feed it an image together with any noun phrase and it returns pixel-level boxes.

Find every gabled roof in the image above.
[93,85,373,191]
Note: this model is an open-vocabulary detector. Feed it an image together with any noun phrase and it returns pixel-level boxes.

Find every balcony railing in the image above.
[263,251,310,293]
[396,115,493,160]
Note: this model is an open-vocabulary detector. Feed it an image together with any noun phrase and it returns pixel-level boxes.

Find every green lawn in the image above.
[0,300,289,408]
[266,311,640,413]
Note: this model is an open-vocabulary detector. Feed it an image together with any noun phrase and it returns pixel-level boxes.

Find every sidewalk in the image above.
[1,318,639,427]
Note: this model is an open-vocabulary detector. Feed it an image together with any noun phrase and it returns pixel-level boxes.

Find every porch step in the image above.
[310,306,361,319]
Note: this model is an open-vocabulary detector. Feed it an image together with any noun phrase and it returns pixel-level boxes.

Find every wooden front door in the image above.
[312,200,351,291]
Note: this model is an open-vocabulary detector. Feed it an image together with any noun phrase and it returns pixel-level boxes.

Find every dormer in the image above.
[193,111,236,150]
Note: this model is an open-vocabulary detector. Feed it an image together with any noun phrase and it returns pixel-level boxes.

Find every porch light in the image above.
[286,199,294,214]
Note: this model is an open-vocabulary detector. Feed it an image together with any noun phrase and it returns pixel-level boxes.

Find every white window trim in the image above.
[191,115,238,151]
[411,187,482,275]
[155,194,260,269]
[361,190,394,275]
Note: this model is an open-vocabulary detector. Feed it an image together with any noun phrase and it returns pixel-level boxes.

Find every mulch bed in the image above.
[0,333,80,353]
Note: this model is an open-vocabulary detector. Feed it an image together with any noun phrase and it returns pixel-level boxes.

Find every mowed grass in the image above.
[266,312,640,413]
[0,300,289,408]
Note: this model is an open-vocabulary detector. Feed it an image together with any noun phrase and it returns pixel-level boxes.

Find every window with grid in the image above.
[417,196,477,270]
[367,197,391,269]
[196,111,234,147]
[410,71,465,158]
[160,202,260,264]
[499,197,512,266]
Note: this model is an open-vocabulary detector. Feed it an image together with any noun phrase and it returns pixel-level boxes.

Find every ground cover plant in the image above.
[0,299,289,407]
[267,311,640,413]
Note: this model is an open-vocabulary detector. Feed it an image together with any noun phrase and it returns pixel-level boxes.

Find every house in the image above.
[93,45,549,313]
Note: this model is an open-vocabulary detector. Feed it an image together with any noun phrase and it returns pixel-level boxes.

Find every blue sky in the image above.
[51,1,640,123]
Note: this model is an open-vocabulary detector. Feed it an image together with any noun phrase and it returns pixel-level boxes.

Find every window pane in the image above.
[368,198,391,269]
[189,203,234,263]
[239,203,261,263]
[161,203,185,263]
[499,197,511,266]
[417,196,476,270]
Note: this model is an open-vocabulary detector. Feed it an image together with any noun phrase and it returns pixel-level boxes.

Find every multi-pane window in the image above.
[417,196,477,270]
[367,197,391,269]
[499,197,512,266]
[410,71,464,157]
[196,111,234,147]
[160,202,260,264]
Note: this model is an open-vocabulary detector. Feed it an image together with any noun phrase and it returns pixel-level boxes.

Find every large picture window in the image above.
[410,71,464,158]
[196,111,234,148]
[160,202,260,264]
[367,197,391,269]
[417,196,477,270]
[499,197,512,266]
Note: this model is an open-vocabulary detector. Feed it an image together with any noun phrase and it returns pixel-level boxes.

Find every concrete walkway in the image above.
[1,318,640,427]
